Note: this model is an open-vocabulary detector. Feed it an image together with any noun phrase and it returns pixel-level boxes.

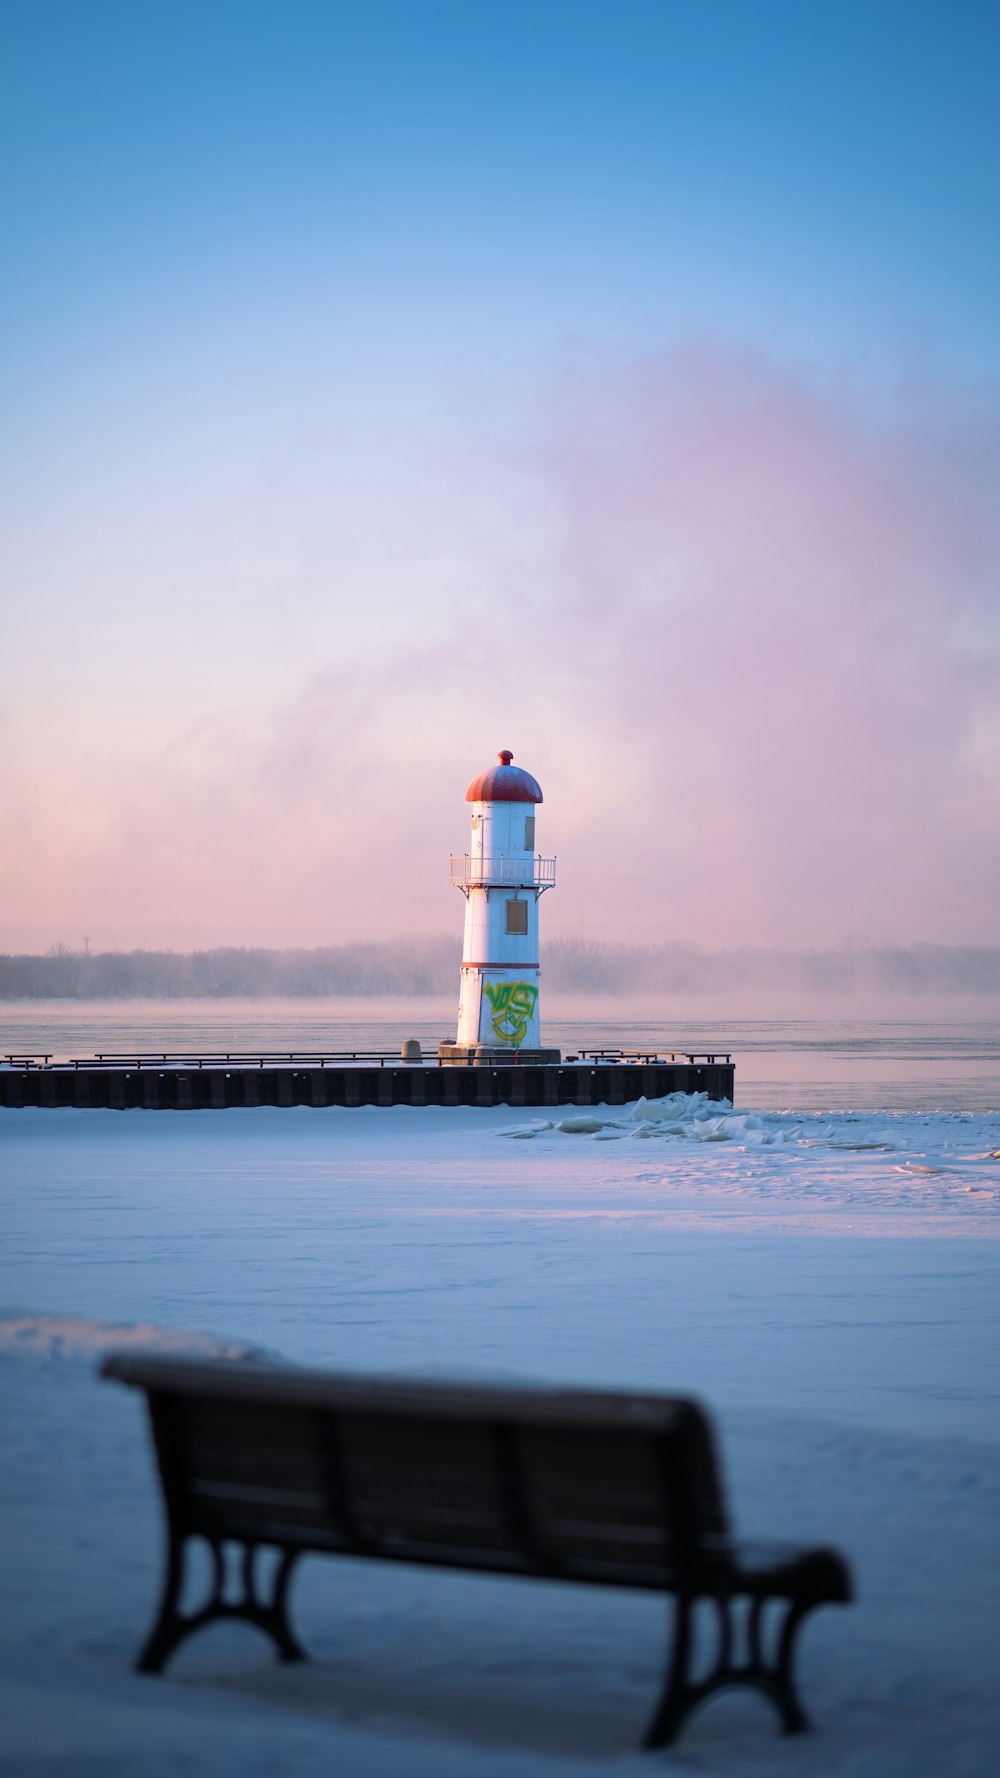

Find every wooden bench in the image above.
[102,1354,852,1748]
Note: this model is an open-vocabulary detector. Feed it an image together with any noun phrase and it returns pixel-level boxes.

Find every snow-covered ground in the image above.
[1,1096,998,1776]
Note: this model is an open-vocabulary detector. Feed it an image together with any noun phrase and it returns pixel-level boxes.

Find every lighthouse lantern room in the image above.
[439,750,560,1066]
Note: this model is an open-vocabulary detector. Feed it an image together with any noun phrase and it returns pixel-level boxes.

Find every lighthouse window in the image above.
[523,816,535,850]
[505,899,528,935]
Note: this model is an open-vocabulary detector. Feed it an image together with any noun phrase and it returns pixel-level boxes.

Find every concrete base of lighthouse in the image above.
[437,1040,562,1068]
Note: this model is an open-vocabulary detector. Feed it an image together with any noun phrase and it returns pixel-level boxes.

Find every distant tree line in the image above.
[1,939,463,1000]
[2,937,999,999]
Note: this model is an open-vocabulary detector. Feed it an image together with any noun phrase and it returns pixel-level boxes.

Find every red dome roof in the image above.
[466,749,543,804]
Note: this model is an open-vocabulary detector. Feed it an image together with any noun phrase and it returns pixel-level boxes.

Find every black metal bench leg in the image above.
[773,1598,812,1733]
[641,1594,816,1751]
[643,1596,694,1749]
[137,1528,189,1674]
[260,1548,306,1663]
[137,1537,306,1674]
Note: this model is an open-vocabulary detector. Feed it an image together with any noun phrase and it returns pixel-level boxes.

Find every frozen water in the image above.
[1,1095,998,1774]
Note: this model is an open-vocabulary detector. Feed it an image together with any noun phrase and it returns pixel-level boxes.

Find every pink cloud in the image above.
[531,345,1000,945]
[3,344,997,951]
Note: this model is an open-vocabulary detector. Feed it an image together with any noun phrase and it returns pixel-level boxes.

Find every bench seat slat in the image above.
[340,1483,670,1528]
[189,1488,679,1567]
[193,1481,326,1510]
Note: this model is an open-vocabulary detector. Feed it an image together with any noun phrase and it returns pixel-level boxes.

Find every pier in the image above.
[0,1051,734,1111]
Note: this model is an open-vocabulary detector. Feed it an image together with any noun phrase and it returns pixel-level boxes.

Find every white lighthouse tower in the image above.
[439,749,559,1065]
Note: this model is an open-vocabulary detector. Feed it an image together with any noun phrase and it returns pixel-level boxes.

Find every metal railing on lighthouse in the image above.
[449,854,557,890]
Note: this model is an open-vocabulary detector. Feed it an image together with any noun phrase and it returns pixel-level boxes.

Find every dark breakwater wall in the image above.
[0,1060,734,1111]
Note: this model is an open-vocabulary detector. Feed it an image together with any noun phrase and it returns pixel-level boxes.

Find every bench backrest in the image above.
[103,1355,730,1590]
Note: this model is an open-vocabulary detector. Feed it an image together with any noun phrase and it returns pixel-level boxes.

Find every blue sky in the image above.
[6,0,999,388]
[3,1,999,950]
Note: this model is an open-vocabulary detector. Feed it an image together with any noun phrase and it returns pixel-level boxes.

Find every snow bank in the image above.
[2,1313,998,1778]
[0,1311,266,1366]
[1,1104,998,1774]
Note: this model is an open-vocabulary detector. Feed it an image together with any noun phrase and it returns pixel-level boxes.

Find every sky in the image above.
[2,0,999,953]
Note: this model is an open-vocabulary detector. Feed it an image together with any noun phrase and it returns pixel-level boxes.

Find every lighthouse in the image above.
[439,749,560,1066]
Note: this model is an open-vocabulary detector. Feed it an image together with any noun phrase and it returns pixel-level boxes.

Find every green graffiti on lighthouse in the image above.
[482,979,538,1049]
